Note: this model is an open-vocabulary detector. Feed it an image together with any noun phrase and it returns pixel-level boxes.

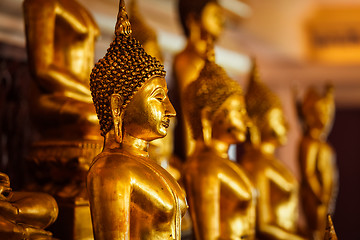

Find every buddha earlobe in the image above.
[201,107,212,147]
[111,94,125,143]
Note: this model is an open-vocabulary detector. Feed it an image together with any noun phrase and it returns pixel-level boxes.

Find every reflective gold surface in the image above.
[0,172,58,240]
[183,57,255,239]
[239,63,306,240]
[87,1,187,238]
[298,85,338,240]
[174,0,225,157]
[149,120,182,181]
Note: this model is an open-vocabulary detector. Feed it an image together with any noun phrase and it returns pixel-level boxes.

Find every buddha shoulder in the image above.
[88,151,154,176]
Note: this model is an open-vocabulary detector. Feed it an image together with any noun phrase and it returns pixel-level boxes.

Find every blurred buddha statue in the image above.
[23,0,101,238]
[297,85,338,240]
[239,62,305,240]
[129,0,163,62]
[182,48,256,240]
[0,172,58,240]
[23,0,101,142]
[87,1,187,238]
[173,0,225,158]
[323,215,337,240]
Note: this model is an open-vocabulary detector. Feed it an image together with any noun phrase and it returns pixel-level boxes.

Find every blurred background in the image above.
[0,0,359,238]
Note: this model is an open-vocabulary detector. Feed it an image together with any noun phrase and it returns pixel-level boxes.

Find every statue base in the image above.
[27,140,102,240]
[49,198,93,240]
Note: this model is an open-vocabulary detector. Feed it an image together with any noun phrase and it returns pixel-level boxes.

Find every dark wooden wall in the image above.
[329,108,360,239]
[0,43,32,189]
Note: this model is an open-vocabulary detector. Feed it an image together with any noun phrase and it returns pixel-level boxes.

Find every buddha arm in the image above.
[318,144,337,201]
[0,200,19,221]
[186,173,220,240]
[23,0,92,102]
[256,175,305,240]
[301,140,323,202]
[266,167,295,193]
[87,168,131,240]
[219,170,252,201]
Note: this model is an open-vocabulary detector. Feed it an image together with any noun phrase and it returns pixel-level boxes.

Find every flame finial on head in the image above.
[115,0,132,36]
[245,59,282,120]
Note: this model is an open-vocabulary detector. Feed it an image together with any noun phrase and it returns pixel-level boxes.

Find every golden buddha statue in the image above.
[239,63,306,240]
[173,0,225,158]
[298,85,338,240]
[87,1,187,239]
[182,50,256,239]
[323,215,337,240]
[23,0,102,238]
[0,172,58,239]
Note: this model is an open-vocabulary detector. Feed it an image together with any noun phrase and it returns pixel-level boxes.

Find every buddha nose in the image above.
[165,98,176,118]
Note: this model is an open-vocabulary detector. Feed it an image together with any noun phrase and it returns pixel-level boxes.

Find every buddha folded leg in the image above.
[31,93,100,141]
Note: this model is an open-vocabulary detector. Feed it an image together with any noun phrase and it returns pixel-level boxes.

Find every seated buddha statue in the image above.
[239,63,306,240]
[23,0,101,141]
[182,49,256,240]
[297,85,338,240]
[173,0,225,158]
[0,172,58,240]
[86,1,187,239]
[23,0,104,207]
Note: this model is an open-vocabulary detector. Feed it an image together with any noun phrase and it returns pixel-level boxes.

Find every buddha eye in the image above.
[153,89,166,102]
[156,95,165,101]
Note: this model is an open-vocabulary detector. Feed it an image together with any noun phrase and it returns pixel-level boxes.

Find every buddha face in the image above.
[200,2,224,39]
[124,76,176,141]
[305,98,334,132]
[212,95,249,144]
[261,108,288,145]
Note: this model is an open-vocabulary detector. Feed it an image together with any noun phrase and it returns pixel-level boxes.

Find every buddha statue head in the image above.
[178,0,224,41]
[129,0,163,62]
[301,85,334,139]
[183,50,248,147]
[245,62,288,147]
[90,0,175,144]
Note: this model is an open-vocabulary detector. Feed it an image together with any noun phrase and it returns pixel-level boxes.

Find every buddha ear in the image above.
[201,106,212,147]
[111,93,125,143]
